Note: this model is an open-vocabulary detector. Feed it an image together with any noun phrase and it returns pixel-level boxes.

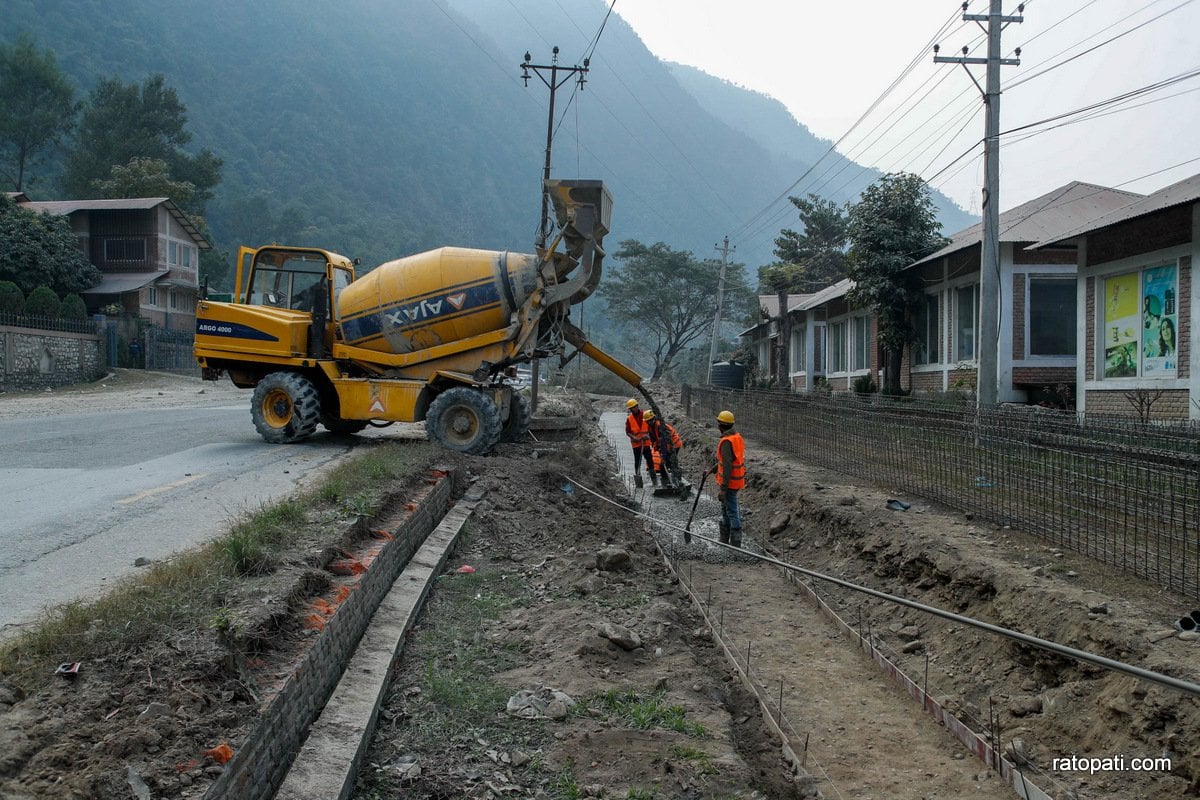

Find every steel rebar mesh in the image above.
[688,387,1200,599]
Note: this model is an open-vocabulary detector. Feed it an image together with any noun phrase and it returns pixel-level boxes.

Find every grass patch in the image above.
[552,765,581,799]
[668,744,717,775]
[590,591,649,611]
[0,440,437,691]
[588,688,708,738]
[403,568,532,743]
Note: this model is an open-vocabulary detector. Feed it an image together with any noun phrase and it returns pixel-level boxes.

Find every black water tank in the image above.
[710,361,745,390]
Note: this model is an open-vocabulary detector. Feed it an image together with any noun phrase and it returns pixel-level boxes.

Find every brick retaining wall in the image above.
[201,471,457,800]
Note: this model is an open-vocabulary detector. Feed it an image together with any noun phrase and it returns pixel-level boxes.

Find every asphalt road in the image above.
[0,403,365,637]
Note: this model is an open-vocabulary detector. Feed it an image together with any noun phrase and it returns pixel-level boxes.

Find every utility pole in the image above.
[521,47,589,250]
[521,47,589,410]
[934,0,1022,408]
[707,236,734,384]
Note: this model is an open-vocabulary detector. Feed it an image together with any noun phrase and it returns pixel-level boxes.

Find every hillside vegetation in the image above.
[3,0,974,276]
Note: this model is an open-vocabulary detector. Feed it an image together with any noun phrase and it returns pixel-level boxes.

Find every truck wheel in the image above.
[321,415,369,435]
[427,387,502,454]
[251,372,321,443]
[499,390,531,443]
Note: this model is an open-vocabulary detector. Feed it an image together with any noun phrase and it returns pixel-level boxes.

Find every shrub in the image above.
[0,281,23,313]
[60,293,88,320]
[852,374,877,394]
[24,285,61,318]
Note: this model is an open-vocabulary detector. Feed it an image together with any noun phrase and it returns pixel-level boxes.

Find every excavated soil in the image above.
[1,373,1197,799]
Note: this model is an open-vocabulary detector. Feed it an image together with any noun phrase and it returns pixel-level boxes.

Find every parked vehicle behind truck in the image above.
[194,180,653,454]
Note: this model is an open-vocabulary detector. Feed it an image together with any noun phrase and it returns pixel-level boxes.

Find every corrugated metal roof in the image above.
[1032,172,1200,248]
[81,271,169,295]
[758,293,812,317]
[21,197,170,214]
[913,182,1144,267]
[18,196,212,248]
[797,278,854,310]
[739,279,857,336]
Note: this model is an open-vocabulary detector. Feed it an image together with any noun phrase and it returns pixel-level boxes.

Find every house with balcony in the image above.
[1032,172,1198,421]
[16,197,211,332]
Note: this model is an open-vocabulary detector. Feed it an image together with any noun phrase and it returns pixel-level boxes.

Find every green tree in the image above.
[0,34,77,192]
[61,293,87,319]
[24,285,61,318]
[93,156,195,205]
[846,173,947,395]
[773,194,849,291]
[61,74,221,213]
[0,280,24,313]
[0,193,101,295]
[600,240,729,381]
[760,196,849,386]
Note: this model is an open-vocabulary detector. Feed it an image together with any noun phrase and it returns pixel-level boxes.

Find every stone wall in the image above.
[0,324,106,392]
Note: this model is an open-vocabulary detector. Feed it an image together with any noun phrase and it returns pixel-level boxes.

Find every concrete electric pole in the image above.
[521,47,590,250]
[707,236,734,384]
[934,0,1022,408]
[521,47,589,410]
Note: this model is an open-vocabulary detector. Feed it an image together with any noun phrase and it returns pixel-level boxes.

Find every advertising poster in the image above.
[1142,264,1178,375]
[1103,273,1138,378]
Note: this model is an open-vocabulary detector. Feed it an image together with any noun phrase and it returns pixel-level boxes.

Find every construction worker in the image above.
[713,409,746,547]
[643,409,682,488]
[624,398,655,488]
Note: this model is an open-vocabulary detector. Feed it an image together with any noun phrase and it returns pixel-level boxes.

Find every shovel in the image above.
[683,469,710,544]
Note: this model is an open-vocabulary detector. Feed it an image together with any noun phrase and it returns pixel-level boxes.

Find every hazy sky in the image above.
[615,0,1199,225]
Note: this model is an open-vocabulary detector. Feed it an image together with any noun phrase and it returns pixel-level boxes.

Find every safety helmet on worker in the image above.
[643,410,656,421]
[717,410,735,424]
[626,398,639,409]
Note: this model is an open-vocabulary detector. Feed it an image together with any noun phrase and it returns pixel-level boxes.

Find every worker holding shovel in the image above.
[713,409,746,547]
[624,398,655,488]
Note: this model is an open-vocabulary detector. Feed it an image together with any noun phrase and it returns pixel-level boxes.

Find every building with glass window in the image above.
[903,182,1141,404]
[1033,173,1198,421]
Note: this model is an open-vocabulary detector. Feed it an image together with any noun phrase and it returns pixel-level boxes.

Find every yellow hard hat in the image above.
[626,398,639,409]
[717,410,735,424]
[643,410,656,421]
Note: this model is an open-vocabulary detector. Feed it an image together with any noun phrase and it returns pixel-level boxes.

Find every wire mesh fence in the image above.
[685,386,1200,600]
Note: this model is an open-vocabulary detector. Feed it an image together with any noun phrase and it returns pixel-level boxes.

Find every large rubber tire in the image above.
[321,415,369,435]
[426,387,502,455]
[251,372,321,443]
[499,390,532,443]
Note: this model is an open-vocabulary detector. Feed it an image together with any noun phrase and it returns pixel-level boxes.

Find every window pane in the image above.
[915,295,940,365]
[830,322,846,372]
[1028,278,1076,355]
[956,286,976,361]
[853,316,869,370]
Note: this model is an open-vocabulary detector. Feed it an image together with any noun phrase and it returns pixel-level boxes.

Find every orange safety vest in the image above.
[650,421,682,452]
[715,431,746,489]
[626,412,650,448]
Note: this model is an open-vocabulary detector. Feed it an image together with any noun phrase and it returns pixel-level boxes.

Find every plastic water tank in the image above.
[710,361,745,390]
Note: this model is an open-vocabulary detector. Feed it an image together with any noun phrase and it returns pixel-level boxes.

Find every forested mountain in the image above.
[3,0,974,280]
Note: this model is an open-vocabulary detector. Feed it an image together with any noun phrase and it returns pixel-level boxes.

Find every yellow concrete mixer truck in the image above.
[194,179,651,454]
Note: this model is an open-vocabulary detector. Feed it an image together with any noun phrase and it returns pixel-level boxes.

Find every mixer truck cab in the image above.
[195,178,649,455]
